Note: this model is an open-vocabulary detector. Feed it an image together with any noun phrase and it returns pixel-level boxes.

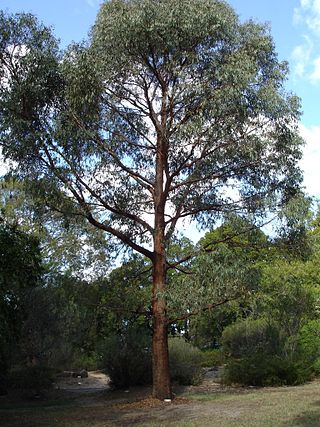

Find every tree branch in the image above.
[167,297,237,325]
[167,214,277,270]
[86,211,154,260]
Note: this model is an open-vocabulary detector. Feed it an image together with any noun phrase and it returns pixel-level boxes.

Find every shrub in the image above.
[312,357,320,375]
[222,319,283,359]
[99,324,152,388]
[298,320,320,363]
[222,319,312,386]
[8,365,54,390]
[223,355,311,386]
[200,348,224,367]
[169,337,203,385]
[296,320,320,377]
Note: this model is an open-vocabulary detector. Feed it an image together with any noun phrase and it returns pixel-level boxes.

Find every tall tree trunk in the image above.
[152,82,171,400]
[152,226,172,400]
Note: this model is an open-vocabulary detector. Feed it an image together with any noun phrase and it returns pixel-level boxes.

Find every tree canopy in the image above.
[0,1,304,399]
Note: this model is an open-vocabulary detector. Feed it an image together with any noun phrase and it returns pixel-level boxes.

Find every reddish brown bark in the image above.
[150,81,172,400]
[152,314,171,400]
[152,246,171,400]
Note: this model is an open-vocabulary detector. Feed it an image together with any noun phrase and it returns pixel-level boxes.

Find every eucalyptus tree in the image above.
[0,1,304,399]
[0,177,112,278]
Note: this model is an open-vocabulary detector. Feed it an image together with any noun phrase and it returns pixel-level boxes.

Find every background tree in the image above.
[274,192,314,260]
[0,221,43,392]
[0,176,112,278]
[0,1,303,399]
[184,216,269,347]
[219,203,320,386]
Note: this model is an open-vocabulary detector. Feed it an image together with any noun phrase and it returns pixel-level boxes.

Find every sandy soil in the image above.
[56,370,110,392]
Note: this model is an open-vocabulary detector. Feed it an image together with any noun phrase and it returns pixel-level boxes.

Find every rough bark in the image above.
[150,79,172,399]
[151,163,172,399]
[152,245,171,400]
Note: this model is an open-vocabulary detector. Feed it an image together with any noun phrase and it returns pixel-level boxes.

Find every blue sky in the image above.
[1,0,320,198]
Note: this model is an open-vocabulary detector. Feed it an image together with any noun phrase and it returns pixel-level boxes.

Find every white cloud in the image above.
[295,0,320,35]
[292,1,320,83]
[301,0,311,7]
[291,36,313,77]
[310,56,320,82]
[310,0,320,13]
[293,6,303,26]
[299,124,320,197]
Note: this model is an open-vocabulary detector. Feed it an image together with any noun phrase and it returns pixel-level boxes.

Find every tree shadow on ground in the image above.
[286,408,320,427]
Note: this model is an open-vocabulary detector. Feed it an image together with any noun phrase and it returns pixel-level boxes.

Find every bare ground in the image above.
[56,370,111,393]
[1,371,320,426]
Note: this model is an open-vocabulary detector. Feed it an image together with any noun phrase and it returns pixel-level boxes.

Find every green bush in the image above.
[222,319,312,386]
[169,337,203,385]
[71,352,98,371]
[8,365,54,390]
[296,320,320,377]
[200,348,223,367]
[224,355,310,386]
[312,357,320,375]
[222,319,283,359]
[99,325,152,388]
[298,320,320,363]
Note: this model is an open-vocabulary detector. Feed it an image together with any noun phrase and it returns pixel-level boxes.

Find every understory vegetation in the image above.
[1,195,320,392]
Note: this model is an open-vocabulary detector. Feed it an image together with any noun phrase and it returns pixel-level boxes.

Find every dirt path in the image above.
[56,370,110,393]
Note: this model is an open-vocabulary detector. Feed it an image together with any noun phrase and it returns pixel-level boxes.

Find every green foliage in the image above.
[312,358,320,375]
[222,319,283,359]
[199,215,269,258]
[184,217,270,348]
[96,255,152,358]
[17,284,79,370]
[0,12,62,164]
[100,255,151,320]
[35,274,103,371]
[0,219,104,380]
[275,193,314,260]
[0,222,43,382]
[223,355,310,387]
[258,258,319,338]
[297,320,320,368]
[70,352,98,372]
[222,319,313,386]
[200,349,224,368]
[0,222,43,291]
[0,177,112,279]
[99,324,152,388]
[169,338,203,385]
[189,305,238,349]
[0,3,304,254]
[218,218,320,388]
[168,243,260,323]
[0,2,306,398]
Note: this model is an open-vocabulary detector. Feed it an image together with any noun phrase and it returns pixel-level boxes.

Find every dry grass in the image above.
[1,380,320,426]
